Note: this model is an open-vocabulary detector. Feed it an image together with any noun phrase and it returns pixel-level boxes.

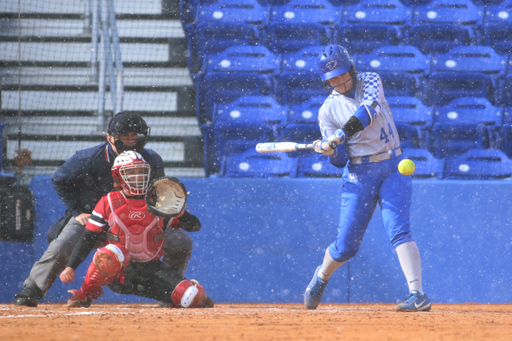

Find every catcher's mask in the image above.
[318,44,357,95]
[111,151,150,196]
[108,113,151,154]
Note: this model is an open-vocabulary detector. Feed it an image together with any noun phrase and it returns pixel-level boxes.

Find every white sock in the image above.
[395,241,424,295]
[318,248,344,281]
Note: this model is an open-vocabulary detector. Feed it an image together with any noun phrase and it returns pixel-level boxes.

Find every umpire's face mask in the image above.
[111,132,149,154]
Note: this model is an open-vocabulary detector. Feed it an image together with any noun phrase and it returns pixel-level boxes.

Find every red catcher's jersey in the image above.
[86,191,165,262]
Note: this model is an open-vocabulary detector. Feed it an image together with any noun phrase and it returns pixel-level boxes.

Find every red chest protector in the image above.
[106,191,164,262]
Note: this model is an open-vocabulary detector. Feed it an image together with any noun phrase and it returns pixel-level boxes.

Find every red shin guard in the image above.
[171,280,207,308]
[81,245,129,300]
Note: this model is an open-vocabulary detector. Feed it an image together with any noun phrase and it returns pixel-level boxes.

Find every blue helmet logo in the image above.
[326,60,337,70]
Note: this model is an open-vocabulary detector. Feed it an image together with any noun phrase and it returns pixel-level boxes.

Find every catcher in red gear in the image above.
[59,151,213,308]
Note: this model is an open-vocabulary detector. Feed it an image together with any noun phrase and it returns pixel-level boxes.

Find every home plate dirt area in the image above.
[1,303,511,341]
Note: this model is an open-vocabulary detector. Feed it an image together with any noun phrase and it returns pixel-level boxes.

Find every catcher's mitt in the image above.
[145,177,187,218]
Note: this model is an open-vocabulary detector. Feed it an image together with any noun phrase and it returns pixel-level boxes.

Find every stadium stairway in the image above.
[0,0,204,180]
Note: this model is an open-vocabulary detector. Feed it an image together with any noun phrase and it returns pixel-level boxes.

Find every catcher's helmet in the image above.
[108,113,150,153]
[111,151,150,196]
[317,45,355,82]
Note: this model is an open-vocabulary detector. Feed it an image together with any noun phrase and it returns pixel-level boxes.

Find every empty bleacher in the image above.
[0,0,204,178]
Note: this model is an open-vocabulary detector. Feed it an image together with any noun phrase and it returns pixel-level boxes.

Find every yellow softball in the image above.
[398,159,415,176]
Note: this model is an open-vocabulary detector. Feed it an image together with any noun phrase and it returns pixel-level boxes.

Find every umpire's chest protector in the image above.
[106,191,164,262]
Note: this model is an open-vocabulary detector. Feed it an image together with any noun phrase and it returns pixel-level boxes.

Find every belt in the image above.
[350,148,403,164]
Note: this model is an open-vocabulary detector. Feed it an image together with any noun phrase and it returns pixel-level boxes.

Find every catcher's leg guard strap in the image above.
[171,280,207,308]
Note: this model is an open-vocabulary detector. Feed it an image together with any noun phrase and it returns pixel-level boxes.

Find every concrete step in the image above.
[1,90,183,112]
[0,41,186,63]
[4,140,187,163]
[0,18,185,38]
[0,67,192,87]
[1,0,165,15]
[0,116,201,137]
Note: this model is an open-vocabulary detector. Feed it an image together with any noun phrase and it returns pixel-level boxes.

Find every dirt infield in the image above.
[1,303,511,341]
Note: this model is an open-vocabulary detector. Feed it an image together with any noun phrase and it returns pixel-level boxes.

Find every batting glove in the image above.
[313,139,335,155]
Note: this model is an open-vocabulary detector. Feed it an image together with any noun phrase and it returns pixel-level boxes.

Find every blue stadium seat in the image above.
[472,0,506,5]
[258,0,293,5]
[205,96,288,176]
[275,46,326,105]
[431,46,506,80]
[333,0,409,55]
[355,45,431,75]
[180,0,218,27]
[428,97,502,157]
[187,0,270,73]
[422,72,496,106]
[498,107,512,157]
[343,0,411,26]
[482,24,512,56]
[274,72,325,106]
[333,24,400,55]
[377,71,422,97]
[434,97,502,126]
[296,153,344,178]
[408,0,482,53]
[444,149,512,179]
[387,96,433,148]
[401,148,444,178]
[482,0,512,54]
[498,74,512,107]
[196,45,281,124]
[281,45,324,73]
[413,0,483,26]
[483,0,512,24]
[282,96,325,157]
[221,149,298,178]
[407,24,473,54]
[328,0,360,4]
[264,0,340,54]
[399,0,433,5]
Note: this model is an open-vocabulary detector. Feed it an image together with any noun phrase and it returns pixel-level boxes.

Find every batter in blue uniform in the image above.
[304,45,431,312]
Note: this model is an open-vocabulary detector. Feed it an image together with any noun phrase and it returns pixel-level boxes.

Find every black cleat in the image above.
[158,301,174,308]
[13,286,44,307]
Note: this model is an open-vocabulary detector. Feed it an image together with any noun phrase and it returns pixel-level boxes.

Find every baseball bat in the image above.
[255,140,338,153]
[256,142,313,153]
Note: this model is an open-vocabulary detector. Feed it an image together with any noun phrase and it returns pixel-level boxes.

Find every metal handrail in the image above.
[88,0,124,132]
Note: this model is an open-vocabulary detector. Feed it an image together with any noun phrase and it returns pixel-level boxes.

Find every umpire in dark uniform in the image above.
[13,113,194,307]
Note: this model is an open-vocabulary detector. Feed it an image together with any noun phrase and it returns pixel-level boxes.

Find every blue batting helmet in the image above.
[317,45,354,82]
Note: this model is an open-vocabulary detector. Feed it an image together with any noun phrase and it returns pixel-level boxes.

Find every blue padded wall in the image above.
[2,176,512,304]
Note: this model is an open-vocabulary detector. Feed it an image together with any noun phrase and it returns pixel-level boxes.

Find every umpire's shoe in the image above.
[394,291,431,312]
[13,284,44,307]
[304,266,329,310]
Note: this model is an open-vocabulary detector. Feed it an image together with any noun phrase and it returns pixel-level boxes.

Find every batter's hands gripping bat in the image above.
[145,177,188,218]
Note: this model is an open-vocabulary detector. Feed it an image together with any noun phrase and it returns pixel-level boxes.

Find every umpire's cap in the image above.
[108,113,149,136]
